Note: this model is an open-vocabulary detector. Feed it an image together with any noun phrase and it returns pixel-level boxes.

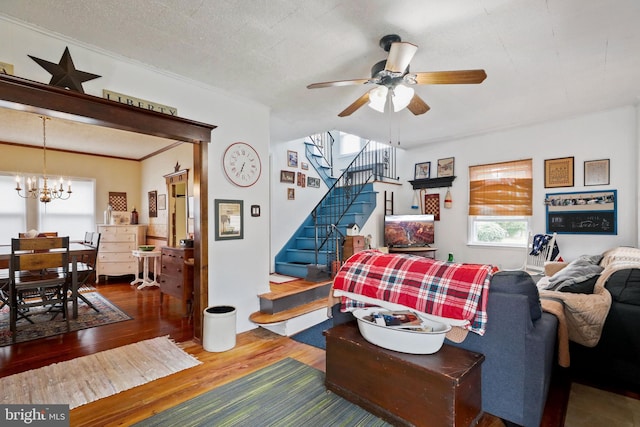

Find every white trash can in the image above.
[203,305,237,352]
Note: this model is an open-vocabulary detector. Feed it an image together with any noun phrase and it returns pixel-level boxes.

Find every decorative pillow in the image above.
[491,270,542,321]
[548,254,604,291]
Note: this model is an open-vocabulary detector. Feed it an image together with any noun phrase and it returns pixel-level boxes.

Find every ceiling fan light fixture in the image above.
[368,86,388,113]
[391,84,414,112]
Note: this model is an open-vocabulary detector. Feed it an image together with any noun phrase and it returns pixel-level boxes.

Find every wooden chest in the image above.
[325,322,484,427]
[342,235,365,260]
[159,246,194,317]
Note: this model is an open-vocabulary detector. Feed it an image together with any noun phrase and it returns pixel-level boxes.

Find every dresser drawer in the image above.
[100,233,136,243]
[100,241,137,253]
[98,252,135,263]
[98,261,136,275]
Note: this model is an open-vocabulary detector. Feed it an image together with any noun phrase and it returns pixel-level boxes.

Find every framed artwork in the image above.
[214,199,243,240]
[414,162,431,179]
[157,193,166,210]
[148,190,157,218]
[301,162,309,170]
[111,211,130,225]
[544,157,574,188]
[307,177,321,188]
[287,150,298,168]
[280,170,295,183]
[287,188,295,200]
[297,172,305,187]
[545,190,616,235]
[108,192,127,211]
[437,157,455,177]
[584,159,610,186]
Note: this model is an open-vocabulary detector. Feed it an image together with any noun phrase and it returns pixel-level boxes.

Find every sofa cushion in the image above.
[605,269,640,305]
[557,276,598,294]
[491,270,542,320]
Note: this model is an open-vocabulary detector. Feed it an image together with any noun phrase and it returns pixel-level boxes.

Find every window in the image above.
[38,178,96,241]
[338,133,363,155]
[0,174,27,243]
[468,159,532,246]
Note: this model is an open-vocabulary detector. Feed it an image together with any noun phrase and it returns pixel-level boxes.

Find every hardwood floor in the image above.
[0,279,567,426]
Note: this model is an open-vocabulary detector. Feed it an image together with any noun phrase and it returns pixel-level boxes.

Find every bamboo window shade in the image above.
[469,159,533,216]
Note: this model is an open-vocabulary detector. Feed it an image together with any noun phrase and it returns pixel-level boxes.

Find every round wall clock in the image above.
[222,142,262,187]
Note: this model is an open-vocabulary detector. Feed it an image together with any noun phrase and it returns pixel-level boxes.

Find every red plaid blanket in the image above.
[333,250,497,335]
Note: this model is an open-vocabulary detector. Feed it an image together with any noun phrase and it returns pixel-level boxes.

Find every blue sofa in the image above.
[331,269,558,427]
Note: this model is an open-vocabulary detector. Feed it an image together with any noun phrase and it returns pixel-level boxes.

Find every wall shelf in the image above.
[409,176,456,190]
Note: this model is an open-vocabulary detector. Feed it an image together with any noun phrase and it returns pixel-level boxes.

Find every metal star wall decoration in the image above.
[28,46,101,93]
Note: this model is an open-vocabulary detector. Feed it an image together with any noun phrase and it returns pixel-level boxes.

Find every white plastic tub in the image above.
[352,307,451,354]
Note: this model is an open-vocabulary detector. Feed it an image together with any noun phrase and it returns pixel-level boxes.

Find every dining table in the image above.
[0,241,98,319]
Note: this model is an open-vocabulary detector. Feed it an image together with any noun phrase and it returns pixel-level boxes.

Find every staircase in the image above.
[252,137,398,335]
[275,137,398,278]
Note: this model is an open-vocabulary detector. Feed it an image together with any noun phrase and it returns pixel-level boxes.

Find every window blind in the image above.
[469,159,532,216]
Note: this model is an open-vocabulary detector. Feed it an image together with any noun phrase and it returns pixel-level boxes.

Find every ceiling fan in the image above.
[307,34,487,117]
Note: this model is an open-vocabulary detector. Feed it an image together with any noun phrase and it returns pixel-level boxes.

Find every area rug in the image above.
[564,382,640,426]
[290,318,333,350]
[269,273,299,284]
[0,336,201,409]
[0,291,132,346]
[133,357,389,427]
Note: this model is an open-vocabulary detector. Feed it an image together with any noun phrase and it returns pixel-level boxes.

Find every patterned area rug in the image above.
[0,291,132,346]
[0,336,201,409]
[133,358,390,427]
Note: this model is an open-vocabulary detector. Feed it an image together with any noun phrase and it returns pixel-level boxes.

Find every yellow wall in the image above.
[1,143,141,223]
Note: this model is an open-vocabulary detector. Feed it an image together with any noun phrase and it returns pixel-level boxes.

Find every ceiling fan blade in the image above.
[406,94,430,115]
[413,69,487,84]
[307,78,369,89]
[338,92,370,117]
[385,42,418,73]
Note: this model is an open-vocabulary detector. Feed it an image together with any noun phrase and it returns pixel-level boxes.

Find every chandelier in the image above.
[15,116,72,203]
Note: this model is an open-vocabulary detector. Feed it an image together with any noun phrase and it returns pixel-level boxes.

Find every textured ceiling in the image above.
[1,0,640,154]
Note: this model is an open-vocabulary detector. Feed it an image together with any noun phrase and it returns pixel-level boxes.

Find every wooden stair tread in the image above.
[250,298,328,324]
[260,278,332,301]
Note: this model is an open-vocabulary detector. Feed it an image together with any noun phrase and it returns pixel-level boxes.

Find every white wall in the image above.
[270,137,326,269]
[399,106,638,268]
[3,17,271,333]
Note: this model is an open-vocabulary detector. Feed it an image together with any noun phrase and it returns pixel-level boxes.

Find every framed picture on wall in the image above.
[414,162,430,179]
[148,190,157,218]
[584,159,610,186]
[214,199,243,240]
[437,157,455,177]
[157,194,166,210]
[280,170,295,183]
[287,150,298,168]
[544,157,574,188]
[546,190,616,234]
[287,188,295,200]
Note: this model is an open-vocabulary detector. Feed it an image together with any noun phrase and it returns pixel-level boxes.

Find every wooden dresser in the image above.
[342,235,365,261]
[159,246,194,317]
[97,224,146,282]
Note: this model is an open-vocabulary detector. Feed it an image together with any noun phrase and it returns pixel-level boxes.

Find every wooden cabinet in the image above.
[342,235,365,261]
[97,225,147,282]
[159,246,194,317]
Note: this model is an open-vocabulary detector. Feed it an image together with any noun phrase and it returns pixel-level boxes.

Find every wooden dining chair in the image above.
[72,232,101,312]
[18,232,59,238]
[9,236,70,341]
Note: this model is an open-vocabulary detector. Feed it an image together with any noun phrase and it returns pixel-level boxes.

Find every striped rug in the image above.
[134,358,390,427]
[0,336,201,409]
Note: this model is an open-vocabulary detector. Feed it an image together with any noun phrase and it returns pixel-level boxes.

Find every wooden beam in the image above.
[0,74,215,142]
